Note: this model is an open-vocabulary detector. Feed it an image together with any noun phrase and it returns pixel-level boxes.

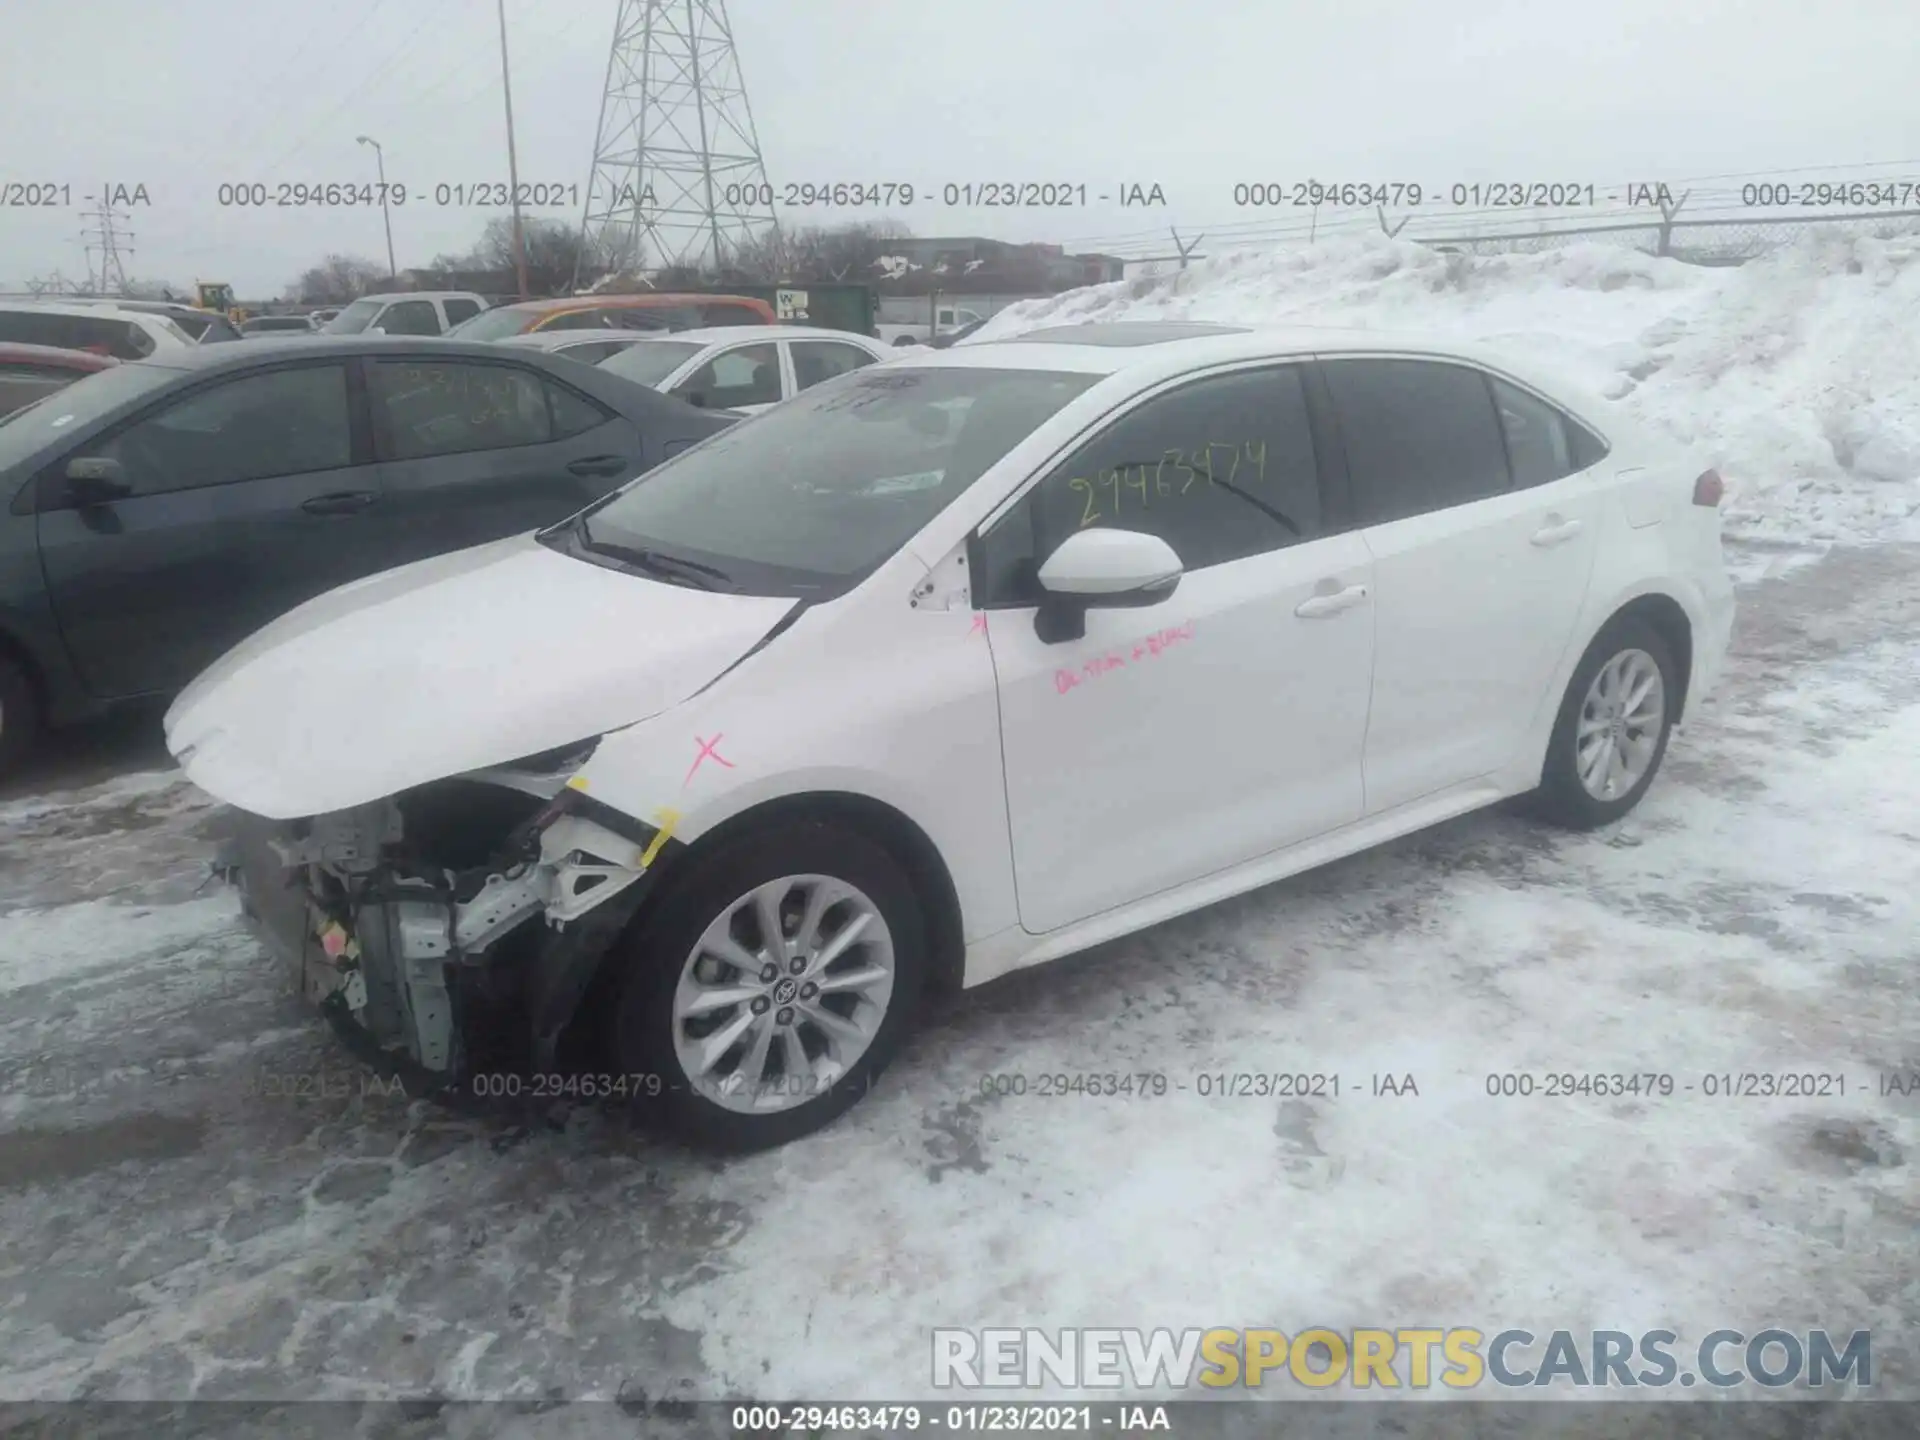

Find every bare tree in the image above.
[286,254,388,304]
[727,220,913,282]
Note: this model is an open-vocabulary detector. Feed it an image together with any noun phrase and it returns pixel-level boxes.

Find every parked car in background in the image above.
[241,314,320,337]
[167,321,1735,1152]
[97,299,245,344]
[446,292,776,342]
[597,325,892,413]
[0,344,118,418]
[495,330,658,366]
[878,304,987,347]
[0,335,734,770]
[0,303,196,360]
[929,316,991,349]
[321,292,490,337]
[309,307,344,326]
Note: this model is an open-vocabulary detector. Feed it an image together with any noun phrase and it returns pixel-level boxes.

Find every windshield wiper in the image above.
[1105,459,1301,537]
[574,520,739,591]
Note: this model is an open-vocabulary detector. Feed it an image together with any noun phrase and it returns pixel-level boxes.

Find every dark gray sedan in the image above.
[0,335,734,769]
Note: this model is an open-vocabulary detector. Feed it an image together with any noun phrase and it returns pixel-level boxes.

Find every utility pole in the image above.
[497,0,531,299]
[573,0,777,287]
[79,202,132,295]
[357,135,399,280]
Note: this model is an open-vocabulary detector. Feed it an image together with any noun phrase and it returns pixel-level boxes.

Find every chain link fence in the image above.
[1416,209,1920,265]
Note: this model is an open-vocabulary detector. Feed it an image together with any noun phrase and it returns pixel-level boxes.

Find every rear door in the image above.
[364,354,644,564]
[1318,356,1604,813]
[35,358,383,697]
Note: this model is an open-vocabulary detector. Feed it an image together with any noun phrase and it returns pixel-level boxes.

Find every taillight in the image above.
[1692,469,1724,507]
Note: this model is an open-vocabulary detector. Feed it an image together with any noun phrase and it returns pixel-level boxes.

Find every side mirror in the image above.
[1032,529,1182,644]
[368,322,388,335]
[65,455,131,506]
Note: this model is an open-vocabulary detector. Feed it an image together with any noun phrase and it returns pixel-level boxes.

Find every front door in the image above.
[975,363,1375,934]
[364,355,643,565]
[1318,358,1603,813]
[36,359,383,697]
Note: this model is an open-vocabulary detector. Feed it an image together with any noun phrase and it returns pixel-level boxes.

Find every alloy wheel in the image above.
[1575,647,1666,801]
[670,874,897,1115]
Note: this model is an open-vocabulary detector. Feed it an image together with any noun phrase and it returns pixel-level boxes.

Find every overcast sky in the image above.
[3,0,1918,296]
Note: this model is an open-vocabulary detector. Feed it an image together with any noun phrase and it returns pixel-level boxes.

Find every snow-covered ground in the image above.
[977,230,1920,551]
[0,240,1916,1424]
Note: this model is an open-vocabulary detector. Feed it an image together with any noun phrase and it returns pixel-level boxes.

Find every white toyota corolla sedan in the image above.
[165,321,1736,1151]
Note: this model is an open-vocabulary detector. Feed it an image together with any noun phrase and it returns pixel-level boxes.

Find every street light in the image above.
[356,135,398,281]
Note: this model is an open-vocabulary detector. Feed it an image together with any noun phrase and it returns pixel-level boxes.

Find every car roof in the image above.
[609,325,870,346]
[901,321,1544,377]
[348,291,488,304]
[0,300,167,322]
[498,292,767,315]
[129,333,566,372]
[0,341,120,367]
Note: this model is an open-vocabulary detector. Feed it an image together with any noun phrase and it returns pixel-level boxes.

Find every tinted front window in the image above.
[86,364,353,496]
[322,298,383,334]
[372,360,551,459]
[672,343,780,407]
[792,340,877,391]
[599,340,703,388]
[567,367,1098,592]
[979,366,1323,603]
[1323,359,1511,525]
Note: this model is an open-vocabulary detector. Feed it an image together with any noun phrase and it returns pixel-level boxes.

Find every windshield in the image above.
[552,366,1099,595]
[322,298,383,334]
[598,340,704,388]
[0,361,175,472]
[444,306,531,342]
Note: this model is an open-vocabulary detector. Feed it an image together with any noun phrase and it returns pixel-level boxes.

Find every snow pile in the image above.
[974,230,1920,546]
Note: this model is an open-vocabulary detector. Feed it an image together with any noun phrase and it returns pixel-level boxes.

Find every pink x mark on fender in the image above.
[683,733,735,788]
[969,614,988,637]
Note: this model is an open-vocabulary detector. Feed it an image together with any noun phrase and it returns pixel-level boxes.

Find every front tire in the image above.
[1529,618,1680,830]
[613,820,928,1152]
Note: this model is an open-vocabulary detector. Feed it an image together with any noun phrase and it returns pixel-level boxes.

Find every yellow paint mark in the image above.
[638,808,681,869]
[565,776,590,792]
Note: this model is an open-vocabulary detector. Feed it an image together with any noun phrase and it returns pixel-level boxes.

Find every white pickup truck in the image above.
[876,303,987,348]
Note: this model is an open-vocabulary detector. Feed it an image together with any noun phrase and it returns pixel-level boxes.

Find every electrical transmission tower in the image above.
[574,0,778,285]
[80,203,133,295]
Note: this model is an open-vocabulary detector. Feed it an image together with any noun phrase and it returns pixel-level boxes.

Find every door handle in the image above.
[566,455,630,478]
[1294,583,1369,618]
[1531,516,1584,547]
[300,491,378,516]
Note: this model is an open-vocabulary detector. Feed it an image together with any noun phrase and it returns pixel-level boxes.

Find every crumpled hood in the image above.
[164,533,796,819]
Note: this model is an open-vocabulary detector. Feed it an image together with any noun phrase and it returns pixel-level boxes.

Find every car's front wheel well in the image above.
[559,789,967,1064]
[1603,593,1694,721]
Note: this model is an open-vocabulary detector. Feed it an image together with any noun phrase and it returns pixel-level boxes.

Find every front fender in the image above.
[560,591,1019,947]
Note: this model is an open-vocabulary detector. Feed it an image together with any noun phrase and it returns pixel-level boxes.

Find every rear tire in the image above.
[612,820,928,1152]
[0,654,41,777]
[1528,618,1679,831]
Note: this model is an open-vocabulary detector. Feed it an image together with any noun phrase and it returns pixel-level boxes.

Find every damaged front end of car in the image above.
[220,738,680,1086]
